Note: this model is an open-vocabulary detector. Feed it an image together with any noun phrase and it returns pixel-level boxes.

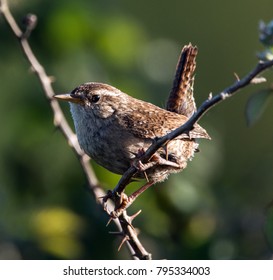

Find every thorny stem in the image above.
[0,0,149,260]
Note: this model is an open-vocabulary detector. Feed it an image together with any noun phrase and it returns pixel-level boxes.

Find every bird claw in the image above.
[132,148,154,172]
[110,192,130,218]
[111,182,154,218]
[100,180,147,220]
[101,191,132,219]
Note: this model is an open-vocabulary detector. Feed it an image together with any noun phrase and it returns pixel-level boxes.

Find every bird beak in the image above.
[54,93,84,105]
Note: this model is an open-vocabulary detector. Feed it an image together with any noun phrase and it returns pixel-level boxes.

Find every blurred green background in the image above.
[1,0,273,260]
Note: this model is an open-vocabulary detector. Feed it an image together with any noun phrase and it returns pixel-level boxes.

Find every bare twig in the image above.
[111,60,273,202]
[0,0,150,260]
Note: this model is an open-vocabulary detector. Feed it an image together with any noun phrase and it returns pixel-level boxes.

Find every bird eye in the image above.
[91,94,100,103]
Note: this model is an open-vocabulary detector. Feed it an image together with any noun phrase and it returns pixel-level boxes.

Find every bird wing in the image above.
[118,98,210,140]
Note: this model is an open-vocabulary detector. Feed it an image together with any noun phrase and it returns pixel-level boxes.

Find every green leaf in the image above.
[245,88,273,126]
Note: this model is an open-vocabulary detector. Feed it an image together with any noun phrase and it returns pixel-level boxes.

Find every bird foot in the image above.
[110,181,154,218]
[133,149,181,173]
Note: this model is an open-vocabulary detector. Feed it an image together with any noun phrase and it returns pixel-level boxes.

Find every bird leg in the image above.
[110,151,182,218]
[133,144,181,171]
[135,153,182,171]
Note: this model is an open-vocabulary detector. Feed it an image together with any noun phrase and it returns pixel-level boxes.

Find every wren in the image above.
[55,82,210,183]
[55,45,210,214]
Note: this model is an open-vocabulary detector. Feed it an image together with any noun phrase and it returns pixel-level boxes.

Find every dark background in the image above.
[0,0,273,259]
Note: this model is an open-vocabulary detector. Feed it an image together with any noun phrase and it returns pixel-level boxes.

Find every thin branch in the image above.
[111,60,273,201]
[0,0,149,260]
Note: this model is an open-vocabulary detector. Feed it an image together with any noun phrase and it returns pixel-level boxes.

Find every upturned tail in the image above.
[166,43,198,117]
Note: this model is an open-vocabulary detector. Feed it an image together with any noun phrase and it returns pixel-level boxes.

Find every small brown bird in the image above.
[55,44,210,212]
[55,82,210,184]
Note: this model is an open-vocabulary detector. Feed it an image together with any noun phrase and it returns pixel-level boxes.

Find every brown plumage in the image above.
[55,44,210,214]
[55,82,210,183]
[166,43,198,117]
